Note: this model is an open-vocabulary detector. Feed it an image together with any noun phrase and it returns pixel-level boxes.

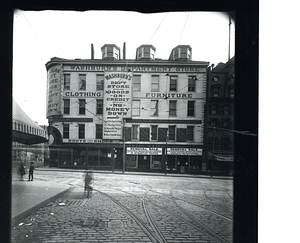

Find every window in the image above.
[150,100,158,116]
[187,126,194,141]
[63,124,69,139]
[151,75,159,91]
[151,125,158,140]
[78,124,85,139]
[170,76,177,91]
[96,99,103,115]
[169,100,177,116]
[132,100,140,116]
[64,74,70,90]
[114,52,119,59]
[64,99,70,114]
[96,124,103,139]
[187,101,195,116]
[79,74,86,90]
[79,99,86,115]
[168,125,176,141]
[230,87,234,98]
[133,75,141,91]
[188,76,196,91]
[211,104,217,115]
[96,74,104,90]
[212,86,219,97]
[132,125,139,140]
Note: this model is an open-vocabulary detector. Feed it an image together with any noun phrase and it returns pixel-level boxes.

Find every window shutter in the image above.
[158,128,168,142]
[125,127,131,141]
[140,128,150,141]
[177,128,187,142]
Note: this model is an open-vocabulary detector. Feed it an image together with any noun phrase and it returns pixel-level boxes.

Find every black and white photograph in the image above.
[9,8,257,243]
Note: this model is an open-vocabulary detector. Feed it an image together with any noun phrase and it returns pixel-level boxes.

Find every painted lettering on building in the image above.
[47,65,62,117]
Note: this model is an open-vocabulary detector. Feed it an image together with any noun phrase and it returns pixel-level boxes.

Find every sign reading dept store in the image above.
[103,72,132,139]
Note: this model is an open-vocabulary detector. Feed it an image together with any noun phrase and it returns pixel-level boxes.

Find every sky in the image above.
[13,10,235,125]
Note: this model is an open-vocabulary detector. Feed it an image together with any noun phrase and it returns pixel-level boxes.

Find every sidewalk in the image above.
[11,178,71,226]
[36,166,234,180]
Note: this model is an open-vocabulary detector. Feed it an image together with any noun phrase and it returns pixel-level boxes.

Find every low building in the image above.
[45,44,209,174]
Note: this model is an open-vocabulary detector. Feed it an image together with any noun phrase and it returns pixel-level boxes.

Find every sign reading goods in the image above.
[103,72,133,139]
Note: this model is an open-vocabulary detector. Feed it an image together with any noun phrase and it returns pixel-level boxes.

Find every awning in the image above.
[12,130,48,145]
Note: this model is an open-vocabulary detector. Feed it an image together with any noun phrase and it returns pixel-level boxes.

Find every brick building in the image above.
[204,57,235,176]
[45,44,209,174]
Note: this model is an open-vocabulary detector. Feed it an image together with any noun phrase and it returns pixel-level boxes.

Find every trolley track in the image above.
[111,186,231,243]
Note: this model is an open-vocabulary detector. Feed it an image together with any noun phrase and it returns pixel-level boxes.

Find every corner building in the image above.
[46,44,209,174]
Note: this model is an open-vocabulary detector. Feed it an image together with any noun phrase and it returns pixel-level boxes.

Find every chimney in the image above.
[91,44,94,59]
[123,42,126,60]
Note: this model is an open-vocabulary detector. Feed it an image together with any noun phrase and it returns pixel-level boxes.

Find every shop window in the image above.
[96,74,104,90]
[151,100,158,116]
[79,74,86,90]
[63,124,69,139]
[169,100,177,116]
[96,124,103,139]
[132,125,139,140]
[132,100,140,116]
[79,99,86,115]
[187,100,195,116]
[64,74,70,90]
[140,127,150,141]
[187,126,194,141]
[127,155,138,168]
[133,75,141,91]
[188,76,196,91]
[170,76,177,91]
[96,99,103,115]
[151,125,158,140]
[78,124,85,139]
[151,75,159,92]
[168,125,176,141]
[64,99,70,114]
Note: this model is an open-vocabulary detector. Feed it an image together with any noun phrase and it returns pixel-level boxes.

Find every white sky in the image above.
[13,10,235,125]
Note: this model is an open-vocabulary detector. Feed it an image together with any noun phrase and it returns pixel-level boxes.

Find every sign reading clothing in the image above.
[103,72,132,139]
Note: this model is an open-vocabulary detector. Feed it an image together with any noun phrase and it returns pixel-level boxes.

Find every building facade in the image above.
[46,44,209,174]
[204,57,235,176]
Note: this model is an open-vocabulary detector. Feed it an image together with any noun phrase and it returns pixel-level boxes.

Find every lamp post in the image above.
[165,133,169,175]
[211,126,215,177]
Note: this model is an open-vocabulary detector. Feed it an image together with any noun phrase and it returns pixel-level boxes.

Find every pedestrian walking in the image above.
[28,162,34,181]
[84,171,93,198]
[19,162,25,181]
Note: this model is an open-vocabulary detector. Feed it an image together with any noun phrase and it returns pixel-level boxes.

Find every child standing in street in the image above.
[28,162,34,181]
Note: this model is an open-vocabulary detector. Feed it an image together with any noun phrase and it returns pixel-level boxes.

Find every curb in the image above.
[11,187,71,227]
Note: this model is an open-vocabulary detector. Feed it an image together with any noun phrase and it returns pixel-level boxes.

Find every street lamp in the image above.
[165,133,169,175]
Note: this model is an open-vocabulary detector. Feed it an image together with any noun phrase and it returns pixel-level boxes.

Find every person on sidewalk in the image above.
[28,162,34,181]
[19,162,25,181]
[84,171,93,198]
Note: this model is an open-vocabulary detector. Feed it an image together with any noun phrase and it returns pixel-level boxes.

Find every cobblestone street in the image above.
[11,171,233,243]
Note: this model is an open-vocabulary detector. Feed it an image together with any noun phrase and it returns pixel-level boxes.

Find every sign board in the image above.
[127,147,163,155]
[46,65,63,117]
[103,72,132,139]
[167,148,202,156]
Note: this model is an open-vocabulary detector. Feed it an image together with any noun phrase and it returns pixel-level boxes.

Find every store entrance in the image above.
[138,155,150,171]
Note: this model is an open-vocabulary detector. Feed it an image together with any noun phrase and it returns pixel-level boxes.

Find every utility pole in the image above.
[211,126,215,177]
[165,133,169,175]
[122,119,126,173]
